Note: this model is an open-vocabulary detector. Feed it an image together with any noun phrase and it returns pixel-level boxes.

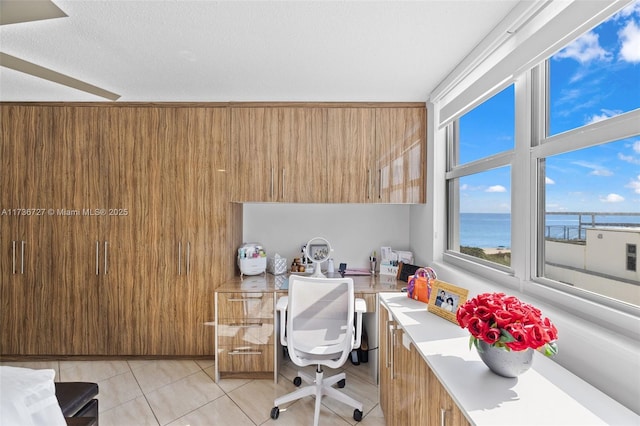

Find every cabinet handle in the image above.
[389,322,396,379]
[281,168,285,199]
[440,408,449,426]
[104,241,108,275]
[20,241,25,275]
[186,241,191,275]
[386,320,392,368]
[367,169,372,199]
[96,241,100,275]
[227,298,262,302]
[270,168,274,199]
[12,240,16,275]
[378,169,382,199]
[178,241,182,275]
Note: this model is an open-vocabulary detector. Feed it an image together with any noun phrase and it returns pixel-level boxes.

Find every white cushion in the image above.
[0,366,66,426]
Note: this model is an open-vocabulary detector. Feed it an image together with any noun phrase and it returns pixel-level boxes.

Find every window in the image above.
[445,1,640,311]
[627,244,637,272]
[539,3,640,308]
[447,86,514,268]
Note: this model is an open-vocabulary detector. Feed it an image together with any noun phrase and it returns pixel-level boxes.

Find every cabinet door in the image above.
[230,107,278,202]
[378,305,394,423]
[277,107,327,203]
[99,106,154,355]
[173,107,229,355]
[428,365,470,426]
[393,327,414,426]
[375,107,426,203]
[327,108,375,203]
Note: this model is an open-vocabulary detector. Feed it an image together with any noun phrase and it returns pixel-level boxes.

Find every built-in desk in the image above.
[214,273,404,382]
[379,293,639,425]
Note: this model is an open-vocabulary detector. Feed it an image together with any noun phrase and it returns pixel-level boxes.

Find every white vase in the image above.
[477,340,533,378]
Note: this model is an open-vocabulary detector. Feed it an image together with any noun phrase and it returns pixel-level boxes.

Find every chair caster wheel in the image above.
[271,406,280,420]
[353,409,363,421]
[293,376,302,386]
[337,378,346,388]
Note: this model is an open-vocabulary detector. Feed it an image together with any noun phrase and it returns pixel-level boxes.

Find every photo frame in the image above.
[428,280,469,324]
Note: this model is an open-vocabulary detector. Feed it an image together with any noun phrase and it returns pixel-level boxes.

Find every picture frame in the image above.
[427,280,469,324]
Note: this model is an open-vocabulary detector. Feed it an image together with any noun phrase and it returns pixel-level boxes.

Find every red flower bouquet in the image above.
[456,292,558,356]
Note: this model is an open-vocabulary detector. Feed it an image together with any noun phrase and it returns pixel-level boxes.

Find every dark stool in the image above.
[54,382,99,426]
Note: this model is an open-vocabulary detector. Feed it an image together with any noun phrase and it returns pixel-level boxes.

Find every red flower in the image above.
[456,292,558,356]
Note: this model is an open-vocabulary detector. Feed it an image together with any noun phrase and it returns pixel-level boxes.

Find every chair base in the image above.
[272,366,363,426]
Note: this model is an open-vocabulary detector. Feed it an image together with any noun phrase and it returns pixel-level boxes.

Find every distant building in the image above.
[546,227,640,306]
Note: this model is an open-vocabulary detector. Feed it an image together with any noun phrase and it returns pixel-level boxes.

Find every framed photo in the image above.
[428,280,469,324]
[309,244,329,261]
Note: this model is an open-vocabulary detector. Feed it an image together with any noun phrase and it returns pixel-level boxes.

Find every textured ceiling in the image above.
[0,0,520,102]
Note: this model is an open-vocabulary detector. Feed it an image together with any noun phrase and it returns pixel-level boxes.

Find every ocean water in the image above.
[460,213,640,249]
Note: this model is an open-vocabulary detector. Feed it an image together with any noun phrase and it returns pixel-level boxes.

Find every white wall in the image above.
[242,203,412,270]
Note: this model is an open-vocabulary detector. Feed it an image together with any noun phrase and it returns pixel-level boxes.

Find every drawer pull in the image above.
[229,349,262,355]
[228,323,263,328]
[227,298,263,302]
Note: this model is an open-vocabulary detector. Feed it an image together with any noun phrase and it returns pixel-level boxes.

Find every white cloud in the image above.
[633,140,640,154]
[555,31,612,63]
[545,177,555,185]
[586,109,622,124]
[618,152,640,165]
[626,175,640,194]
[600,193,625,203]
[619,20,640,63]
[572,160,613,176]
[613,1,640,19]
[460,183,468,191]
[486,185,507,193]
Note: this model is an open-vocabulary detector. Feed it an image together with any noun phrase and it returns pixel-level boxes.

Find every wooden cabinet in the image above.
[1,104,240,357]
[215,291,275,380]
[232,104,425,204]
[379,302,469,426]
[231,107,327,203]
[375,107,426,203]
[327,108,376,203]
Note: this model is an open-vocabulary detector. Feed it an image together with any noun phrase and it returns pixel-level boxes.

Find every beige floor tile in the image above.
[204,365,252,394]
[145,371,225,425]
[97,370,144,413]
[320,371,379,423]
[131,360,201,394]
[100,395,159,426]
[59,360,130,382]
[166,395,254,426]
[227,375,299,425]
[195,359,215,370]
[264,398,351,426]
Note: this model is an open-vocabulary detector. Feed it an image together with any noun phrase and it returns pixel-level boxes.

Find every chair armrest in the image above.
[355,298,366,314]
[276,296,288,347]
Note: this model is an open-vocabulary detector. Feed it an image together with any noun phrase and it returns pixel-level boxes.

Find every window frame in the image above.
[443,61,640,339]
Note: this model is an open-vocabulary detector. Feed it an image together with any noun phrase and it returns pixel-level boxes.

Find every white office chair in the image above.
[271,275,366,426]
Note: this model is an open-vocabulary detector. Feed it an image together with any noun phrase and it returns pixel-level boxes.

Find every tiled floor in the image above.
[1,357,385,426]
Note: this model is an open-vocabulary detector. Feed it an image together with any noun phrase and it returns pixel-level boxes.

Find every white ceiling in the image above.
[0,0,520,102]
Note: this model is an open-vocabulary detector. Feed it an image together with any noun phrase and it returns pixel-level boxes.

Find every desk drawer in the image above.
[217,345,273,373]
[217,292,274,319]
[217,320,274,346]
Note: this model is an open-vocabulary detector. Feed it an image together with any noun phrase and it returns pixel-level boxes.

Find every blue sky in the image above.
[459,1,640,214]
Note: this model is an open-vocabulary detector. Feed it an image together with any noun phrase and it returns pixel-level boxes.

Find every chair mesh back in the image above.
[287,276,355,364]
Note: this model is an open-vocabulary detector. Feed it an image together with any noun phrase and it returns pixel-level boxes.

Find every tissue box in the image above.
[267,257,287,275]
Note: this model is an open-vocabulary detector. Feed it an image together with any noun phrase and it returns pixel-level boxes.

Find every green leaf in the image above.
[499,328,516,343]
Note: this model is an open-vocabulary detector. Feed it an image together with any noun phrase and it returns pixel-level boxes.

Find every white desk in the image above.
[380,293,639,425]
